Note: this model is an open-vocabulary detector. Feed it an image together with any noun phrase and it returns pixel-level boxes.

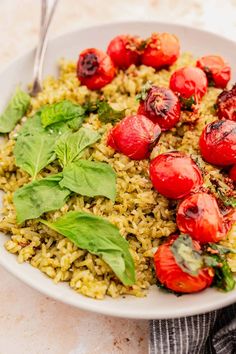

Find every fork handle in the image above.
[31,0,58,96]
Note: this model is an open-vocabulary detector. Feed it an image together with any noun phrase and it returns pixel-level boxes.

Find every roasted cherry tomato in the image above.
[199,120,236,166]
[107,34,142,69]
[77,48,115,90]
[216,84,236,121]
[229,165,236,182]
[169,67,208,109]
[154,235,214,293]
[149,151,203,199]
[137,86,180,131]
[107,114,161,160]
[196,55,231,89]
[141,32,180,69]
[177,192,226,244]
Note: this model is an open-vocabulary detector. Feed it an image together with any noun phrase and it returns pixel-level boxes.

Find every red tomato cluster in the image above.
[196,55,231,89]
[76,32,235,295]
[77,32,180,90]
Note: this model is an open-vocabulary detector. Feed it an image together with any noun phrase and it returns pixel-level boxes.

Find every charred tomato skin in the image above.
[177,192,226,244]
[196,55,231,89]
[149,151,203,199]
[199,120,236,166]
[169,67,208,107]
[229,165,236,182]
[137,86,181,131]
[154,236,214,293]
[141,32,180,69]
[77,48,115,90]
[216,84,236,121]
[107,114,161,160]
[107,35,141,69]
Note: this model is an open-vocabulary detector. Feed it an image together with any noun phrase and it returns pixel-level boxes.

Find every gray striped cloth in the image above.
[149,304,236,354]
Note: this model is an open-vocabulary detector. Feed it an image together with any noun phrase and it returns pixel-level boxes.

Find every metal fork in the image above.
[30,0,58,96]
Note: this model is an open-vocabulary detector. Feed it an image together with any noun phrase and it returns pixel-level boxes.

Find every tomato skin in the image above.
[177,192,226,244]
[196,55,231,89]
[169,67,208,107]
[199,120,236,166]
[107,115,161,160]
[149,151,203,199]
[137,86,181,131]
[216,84,236,121]
[154,236,214,293]
[77,48,115,90]
[229,165,236,182]
[141,32,180,69]
[107,35,141,69]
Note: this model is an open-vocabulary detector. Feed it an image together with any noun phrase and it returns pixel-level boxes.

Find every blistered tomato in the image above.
[177,192,226,244]
[77,48,115,90]
[154,236,214,293]
[199,120,236,166]
[141,32,180,69]
[107,114,161,160]
[216,84,236,121]
[169,67,208,109]
[107,35,142,69]
[196,55,231,89]
[149,151,203,199]
[137,86,180,131]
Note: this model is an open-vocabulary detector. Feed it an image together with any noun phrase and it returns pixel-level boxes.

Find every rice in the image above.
[0,52,234,299]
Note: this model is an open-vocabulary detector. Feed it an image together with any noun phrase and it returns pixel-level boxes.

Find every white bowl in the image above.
[0,21,235,319]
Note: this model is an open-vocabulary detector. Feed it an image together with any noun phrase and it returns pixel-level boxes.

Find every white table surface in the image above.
[0,0,236,353]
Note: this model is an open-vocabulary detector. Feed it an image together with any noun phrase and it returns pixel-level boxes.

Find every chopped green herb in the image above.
[179,95,196,111]
[136,81,152,101]
[97,101,125,124]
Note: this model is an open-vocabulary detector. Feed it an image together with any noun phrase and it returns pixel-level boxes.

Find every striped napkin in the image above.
[149,304,236,354]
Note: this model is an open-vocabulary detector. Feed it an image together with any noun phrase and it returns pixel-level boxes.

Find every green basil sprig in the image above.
[0,88,30,133]
[41,211,136,286]
[60,160,116,201]
[14,174,71,223]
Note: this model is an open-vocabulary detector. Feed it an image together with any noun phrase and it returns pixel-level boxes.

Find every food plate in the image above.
[0,21,236,319]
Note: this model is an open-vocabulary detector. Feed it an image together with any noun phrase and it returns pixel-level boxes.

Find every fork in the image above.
[30,0,58,96]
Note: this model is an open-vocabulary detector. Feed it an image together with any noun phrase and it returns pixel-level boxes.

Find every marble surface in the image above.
[0,0,236,353]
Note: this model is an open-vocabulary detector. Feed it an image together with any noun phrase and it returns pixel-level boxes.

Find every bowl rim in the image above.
[0,20,236,319]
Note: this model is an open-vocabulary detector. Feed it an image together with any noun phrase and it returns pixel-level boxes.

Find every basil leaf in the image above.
[171,234,203,276]
[0,88,30,133]
[14,131,56,179]
[17,111,45,137]
[40,211,135,285]
[55,127,100,167]
[60,160,116,201]
[41,100,85,128]
[210,255,236,292]
[14,174,71,224]
[97,101,125,124]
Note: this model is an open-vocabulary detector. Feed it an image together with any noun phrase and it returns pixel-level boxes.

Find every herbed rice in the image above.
[0,53,235,299]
